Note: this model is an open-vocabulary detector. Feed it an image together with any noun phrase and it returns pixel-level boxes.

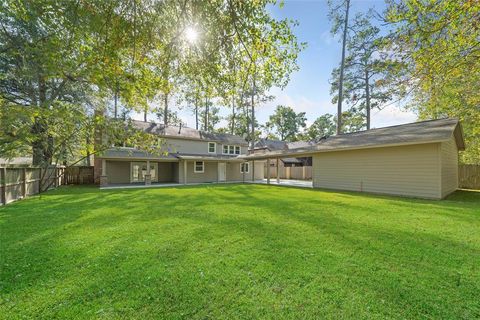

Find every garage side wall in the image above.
[312,143,441,199]
[440,136,459,198]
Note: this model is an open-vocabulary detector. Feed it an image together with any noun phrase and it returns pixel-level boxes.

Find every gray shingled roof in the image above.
[132,120,247,145]
[243,118,465,160]
[254,139,315,151]
[101,148,179,160]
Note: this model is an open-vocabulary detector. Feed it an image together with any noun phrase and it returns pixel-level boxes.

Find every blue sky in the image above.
[262,0,416,129]
[138,0,417,130]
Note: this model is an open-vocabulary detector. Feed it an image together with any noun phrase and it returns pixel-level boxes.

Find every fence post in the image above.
[22,168,27,198]
[1,167,6,205]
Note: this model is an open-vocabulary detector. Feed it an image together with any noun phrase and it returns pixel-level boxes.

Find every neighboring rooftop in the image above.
[254,139,316,151]
[243,118,465,160]
[0,157,32,165]
[132,120,247,145]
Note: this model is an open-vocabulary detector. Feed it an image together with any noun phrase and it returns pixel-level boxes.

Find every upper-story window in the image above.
[223,145,241,155]
[208,142,216,153]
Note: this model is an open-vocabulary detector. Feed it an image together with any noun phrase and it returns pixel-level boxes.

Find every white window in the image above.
[194,161,204,173]
[208,142,216,153]
[240,162,249,173]
[223,144,240,155]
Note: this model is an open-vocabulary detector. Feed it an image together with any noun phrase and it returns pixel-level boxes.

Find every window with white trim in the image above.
[194,161,204,173]
[240,162,249,173]
[208,142,216,153]
[223,144,241,155]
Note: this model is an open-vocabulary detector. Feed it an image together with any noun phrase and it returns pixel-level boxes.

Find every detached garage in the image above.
[244,118,465,199]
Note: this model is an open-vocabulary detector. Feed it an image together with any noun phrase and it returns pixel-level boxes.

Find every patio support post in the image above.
[266,159,270,184]
[276,158,280,184]
[242,162,245,183]
[100,159,108,187]
[145,160,151,186]
[252,160,255,182]
[183,160,187,185]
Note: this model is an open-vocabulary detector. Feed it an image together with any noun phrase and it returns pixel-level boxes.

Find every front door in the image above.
[218,162,226,182]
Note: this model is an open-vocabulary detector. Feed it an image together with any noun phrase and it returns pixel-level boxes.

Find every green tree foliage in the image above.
[330,12,404,131]
[307,114,336,140]
[0,0,303,169]
[385,0,480,163]
[265,105,307,142]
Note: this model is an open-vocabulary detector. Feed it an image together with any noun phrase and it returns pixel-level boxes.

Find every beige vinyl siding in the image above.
[252,161,265,180]
[172,162,180,183]
[186,161,218,183]
[226,162,245,181]
[178,160,185,183]
[440,136,458,198]
[312,143,441,199]
[106,161,130,184]
[157,162,175,182]
[225,161,264,181]
[164,138,247,156]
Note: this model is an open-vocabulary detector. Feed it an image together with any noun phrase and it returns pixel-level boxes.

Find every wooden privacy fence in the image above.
[65,166,94,185]
[459,165,480,190]
[266,166,312,180]
[0,166,94,205]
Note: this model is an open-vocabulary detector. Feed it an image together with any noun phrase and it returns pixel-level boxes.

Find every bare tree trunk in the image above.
[365,69,370,130]
[32,75,53,166]
[85,132,91,166]
[336,0,351,135]
[143,109,147,122]
[164,93,168,126]
[250,80,255,149]
[231,95,235,134]
[114,81,118,118]
[204,96,209,131]
[195,94,198,130]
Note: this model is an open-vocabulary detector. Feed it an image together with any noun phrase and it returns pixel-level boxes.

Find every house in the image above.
[242,118,465,199]
[94,120,264,187]
[253,139,315,180]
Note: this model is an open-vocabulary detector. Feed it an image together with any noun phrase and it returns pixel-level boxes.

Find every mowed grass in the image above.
[0,185,479,319]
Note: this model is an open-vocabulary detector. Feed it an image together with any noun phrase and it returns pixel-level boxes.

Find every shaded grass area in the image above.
[0,185,479,319]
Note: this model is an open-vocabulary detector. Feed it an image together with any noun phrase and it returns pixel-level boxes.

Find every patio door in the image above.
[131,162,158,183]
[218,162,226,182]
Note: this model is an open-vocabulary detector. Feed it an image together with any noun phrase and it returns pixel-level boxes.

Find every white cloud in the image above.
[320,30,339,46]
[371,104,418,128]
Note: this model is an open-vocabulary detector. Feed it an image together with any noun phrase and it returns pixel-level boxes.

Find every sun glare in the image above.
[185,27,198,43]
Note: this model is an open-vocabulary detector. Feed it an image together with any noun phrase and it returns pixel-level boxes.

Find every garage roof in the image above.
[242,118,465,160]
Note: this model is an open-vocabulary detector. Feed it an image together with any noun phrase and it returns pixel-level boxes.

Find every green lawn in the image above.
[1,185,479,319]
